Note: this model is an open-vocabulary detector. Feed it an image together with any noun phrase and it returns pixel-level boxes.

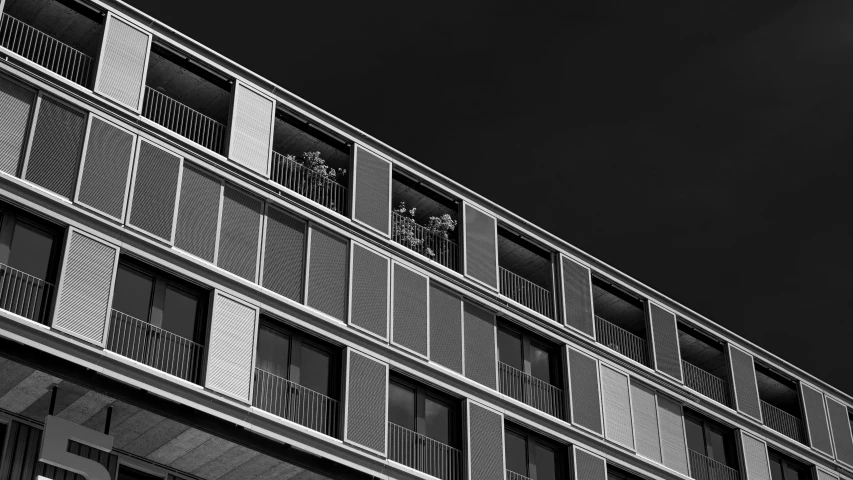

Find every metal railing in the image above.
[270,151,347,215]
[142,86,227,154]
[688,450,740,480]
[499,362,565,420]
[0,13,94,86]
[0,263,53,325]
[388,423,462,480]
[760,400,805,443]
[682,360,730,407]
[106,310,204,384]
[499,267,554,319]
[253,368,340,438]
[391,211,459,271]
[595,315,650,367]
[506,470,532,480]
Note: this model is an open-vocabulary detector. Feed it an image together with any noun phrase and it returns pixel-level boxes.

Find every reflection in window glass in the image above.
[256,325,290,378]
[161,286,198,340]
[534,442,557,480]
[529,343,551,383]
[8,223,53,279]
[684,416,705,455]
[112,265,154,322]
[504,430,527,477]
[498,329,523,371]
[424,397,450,444]
[389,383,416,430]
[300,344,330,396]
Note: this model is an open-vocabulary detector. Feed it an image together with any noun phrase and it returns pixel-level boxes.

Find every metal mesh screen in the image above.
[801,383,834,456]
[218,186,262,281]
[262,206,306,301]
[817,470,840,480]
[345,350,387,455]
[95,16,149,110]
[0,76,34,175]
[574,447,607,480]
[463,302,496,389]
[657,395,688,475]
[467,402,504,480]
[392,263,428,356]
[631,381,662,463]
[307,227,349,321]
[569,347,602,434]
[649,303,682,381]
[561,256,593,336]
[463,205,497,289]
[25,97,85,198]
[728,345,762,421]
[601,364,635,450]
[229,83,273,175]
[54,231,116,344]
[77,117,135,220]
[206,293,256,402]
[128,140,180,241]
[350,244,389,339]
[175,165,221,262]
[826,397,853,466]
[353,147,390,233]
[740,431,770,480]
[429,284,463,374]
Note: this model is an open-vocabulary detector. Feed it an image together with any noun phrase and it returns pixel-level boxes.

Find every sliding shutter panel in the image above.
[349,244,389,339]
[463,302,497,389]
[127,140,181,242]
[649,302,682,381]
[0,76,35,175]
[826,396,853,466]
[352,145,390,233]
[467,401,505,480]
[728,344,762,422]
[206,292,258,402]
[631,381,662,463]
[740,431,771,480]
[306,227,349,321]
[801,383,834,457]
[463,204,497,289]
[175,165,221,262]
[76,117,135,221]
[816,469,840,480]
[94,15,151,111]
[261,206,306,301]
[569,347,603,434]
[24,97,85,198]
[429,284,463,374]
[573,446,607,480]
[218,186,262,281]
[344,349,388,456]
[228,83,273,175]
[392,263,429,356]
[600,364,635,450]
[560,255,594,337]
[657,395,689,475]
[53,230,119,345]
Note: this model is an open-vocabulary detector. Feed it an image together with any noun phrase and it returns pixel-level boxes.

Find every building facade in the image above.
[0,1,850,479]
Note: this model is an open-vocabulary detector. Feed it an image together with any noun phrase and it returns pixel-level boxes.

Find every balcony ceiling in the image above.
[498,233,552,290]
[677,330,727,379]
[146,50,231,124]
[273,117,350,173]
[391,177,457,226]
[592,282,646,336]
[4,0,103,57]
[755,366,801,417]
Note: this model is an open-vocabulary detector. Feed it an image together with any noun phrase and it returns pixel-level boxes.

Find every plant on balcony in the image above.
[392,202,457,258]
[284,151,346,184]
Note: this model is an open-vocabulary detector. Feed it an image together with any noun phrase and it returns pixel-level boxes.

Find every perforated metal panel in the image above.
[218,186,262,281]
[345,350,388,455]
[76,117,135,220]
[262,206,306,301]
[128,140,181,242]
[801,383,834,456]
[306,227,349,321]
[467,402,504,480]
[569,347,603,434]
[561,255,593,336]
[0,76,34,175]
[175,165,221,262]
[429,284,463,374]
[816,469,840,480]
[353,146,390,233]
[574,447,607,480]
[649,302,682,381]
[53,230,117,345]
[826,397,853,466]
[463,204,497,289]
[631,381,662,463]
[657,395,689,475]
[740,431,771,480]
[600,364,635,450]
[206,293,257,402]
[728,345,762,421]
[463,302,496,389]
[350,244,389,339]
[24,97,85,198]
[94,15,150,110]
[392,263,428,356]
[228,83,273,175]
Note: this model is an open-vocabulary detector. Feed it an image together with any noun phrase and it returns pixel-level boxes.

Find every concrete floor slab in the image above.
[0,370,61,413]
[147,428,213,465]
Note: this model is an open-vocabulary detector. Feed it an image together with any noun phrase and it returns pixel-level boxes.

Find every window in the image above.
[504,425,564,480]
[0,421,7,461]
[591,276,649,366]
[607,465,644,480]
[769,450,811,480]
[684,411,737,469]
[497,322,564,419]
[117,465,162,480]
[497,226,555,319]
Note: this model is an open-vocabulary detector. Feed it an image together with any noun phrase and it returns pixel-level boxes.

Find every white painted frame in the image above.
[599,361,637,452]
[558,253,597,340]
[824,394,853,469]
[227,80,276,177]
[204,290,260,404]
[92,11,153,113]
[647,300,684,383]
[727,343,764,423]
[800,380,836,459]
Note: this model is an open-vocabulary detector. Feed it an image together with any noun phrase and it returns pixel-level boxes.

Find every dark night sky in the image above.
[125,0,853,394]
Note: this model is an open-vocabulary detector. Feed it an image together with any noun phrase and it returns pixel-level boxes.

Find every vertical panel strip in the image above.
[657,395,689,475]
[631,380,662,463]
[24,96,86,198]
[94,14,151,111]
[826,396,853,467]
[391,263,429,357]
[205,292,258,403]
[0,75,35,175]
[352,145,391,233]
[75,116,136,221]
[801,383,835,457]
[306,227,349,321]
[429,284,463,374]
[467,401,505,480]
[463,204,498,289]
[463,302,497,389]
[561,255,594,337]
[261,206,306,302]
[574,446,607,480]
[349,244,389,339]
[728,344,763,422]
[344,349,388,456]
[649,302,683,382]
[600,364,635,450]
[740,430,771,480]
[217,185,262,281]
[228,82,274,175]
[127,139,181,242]
[569,347,603,435]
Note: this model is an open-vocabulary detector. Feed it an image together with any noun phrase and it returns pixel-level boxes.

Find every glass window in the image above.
[8,222,54,279]
[529,342,551,383]
[707,426,731,466]
[685,416,706,454]
[300,344,331,396]
[256,325,290,378]
[783,464,804,480]
[117,465,162,480]
[533,442,557,480]
[770,458,784,480]
[0,422,6,461]
[505,430,528,476]
[389,382,416,430]
[112,265,154,322]
[498,329,523,370]
[424,396,450,444]
[161,286,199,340]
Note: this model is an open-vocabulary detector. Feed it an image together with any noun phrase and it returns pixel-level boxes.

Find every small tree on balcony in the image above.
[392,202,457,259]
[283,151,347,208]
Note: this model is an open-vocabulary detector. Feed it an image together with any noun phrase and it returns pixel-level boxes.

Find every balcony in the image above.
[106,310,204,384]
[497,227,555,319]
[142,86,227,155]
[499,267,554,319]
[682,360,730,407]
[688,449,740,480]
[761,400,805,444]
[388,422,462,480]
[253,368,340,438]
[595,315,650,367]
[270,151,347,215]
[506,471,532,480]
[391,210,459,271]
[0,263,53,325]
[499,362,565,420]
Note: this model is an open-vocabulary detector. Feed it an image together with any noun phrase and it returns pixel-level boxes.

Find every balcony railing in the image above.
[506,470,532,480]
[0,263,53,325]
[270,151,347,215]
[499,362,565,420]
[499,267,554,319]
[0,13,94,87]
[682,360,730,407]
[142,86,227,154]
[760,400,805,444]
[595,315,650,367]
[388,423,462,480]
[106,310,204,384]
[688,449,740,480]
[391,211,459,271]
[253,368,340,438]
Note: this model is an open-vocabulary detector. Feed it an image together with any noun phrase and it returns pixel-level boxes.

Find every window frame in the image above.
[504,424,565,480]
[497,321,562,388]
[0,207,63,283]
[388,374,460,448]
[768,449,812,480]
[684,410,738,469]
